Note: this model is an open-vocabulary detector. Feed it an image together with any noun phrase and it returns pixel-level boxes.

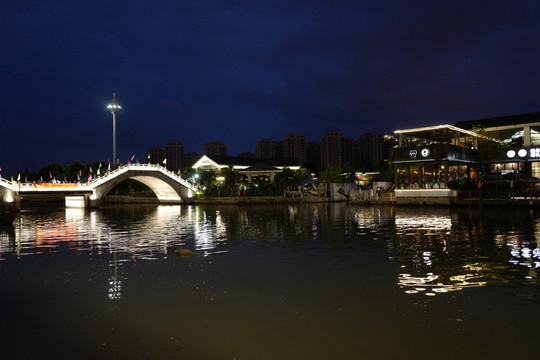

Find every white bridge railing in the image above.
[88,163,197,191]
[3,163,197,193]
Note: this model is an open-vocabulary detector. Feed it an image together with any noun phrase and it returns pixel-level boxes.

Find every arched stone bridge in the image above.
[0,164,197,208]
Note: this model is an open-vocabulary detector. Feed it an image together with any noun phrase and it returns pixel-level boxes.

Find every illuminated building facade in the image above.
[393,112,540,204]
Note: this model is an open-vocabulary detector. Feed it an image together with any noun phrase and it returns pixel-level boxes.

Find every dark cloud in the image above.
[0,0,539,175]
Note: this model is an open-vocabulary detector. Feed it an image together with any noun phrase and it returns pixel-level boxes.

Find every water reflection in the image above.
[378,206,540,296]
[5,203,540,359]
[0,225,16,258]
[5,203,540,300]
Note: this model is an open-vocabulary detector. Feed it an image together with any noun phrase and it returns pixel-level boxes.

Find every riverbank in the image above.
[103,194,337,205]
[104,193,540,207]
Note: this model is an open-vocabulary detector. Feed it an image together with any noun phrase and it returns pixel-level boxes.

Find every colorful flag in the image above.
[17,173,20,181]
[49,171,52,179]
[88,174,92,181]
[163,158,167,165]
[131,154,135,161]
[90,167,93,173]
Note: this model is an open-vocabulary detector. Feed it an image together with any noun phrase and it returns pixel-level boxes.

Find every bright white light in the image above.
[518,149,527,157]
[4,192,14,203]
[507,150,516,158]
[65,196,86,208]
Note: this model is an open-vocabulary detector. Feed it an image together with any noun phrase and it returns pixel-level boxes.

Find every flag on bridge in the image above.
[163,158,167,165]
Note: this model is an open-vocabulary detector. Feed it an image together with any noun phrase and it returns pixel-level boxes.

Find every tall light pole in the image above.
[107,92,121,166]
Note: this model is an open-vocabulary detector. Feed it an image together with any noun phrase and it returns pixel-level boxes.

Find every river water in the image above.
[1,202,540,359]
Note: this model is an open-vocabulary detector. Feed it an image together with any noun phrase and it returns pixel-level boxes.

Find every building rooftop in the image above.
[394,124,478,143]
[454,112,540,130]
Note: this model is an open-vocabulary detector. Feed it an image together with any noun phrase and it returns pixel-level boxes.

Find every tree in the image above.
[220,166,242,194]
[67,161,86,181]
[318,168,344,185]
[294,167,312,185]
[38,163,67,181]
[275,167,296,189]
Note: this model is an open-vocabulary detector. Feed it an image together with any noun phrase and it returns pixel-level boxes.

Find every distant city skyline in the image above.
[146,129,394,172]
[1,1,539,176]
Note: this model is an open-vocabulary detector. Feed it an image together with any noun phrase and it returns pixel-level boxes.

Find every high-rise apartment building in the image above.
[146,147,164,165]
[320,131,344,169]
[306,141,321,171]
[256,139,283,159]
[360,133,384,168]
[284,133,306,165]
[164,140,184,171]
[204,141,227,156]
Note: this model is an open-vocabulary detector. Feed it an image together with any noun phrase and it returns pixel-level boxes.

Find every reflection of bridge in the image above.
[0,164,197,208]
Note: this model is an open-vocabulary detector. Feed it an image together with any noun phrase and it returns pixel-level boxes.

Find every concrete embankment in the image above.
[103,195,337,205]
[194,196,335,204]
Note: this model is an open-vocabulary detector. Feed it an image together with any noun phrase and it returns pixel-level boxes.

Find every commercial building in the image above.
[191,155,301,183]
[392,112,540,204]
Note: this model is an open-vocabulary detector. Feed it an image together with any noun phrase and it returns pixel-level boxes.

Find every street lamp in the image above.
[107,92,121,166]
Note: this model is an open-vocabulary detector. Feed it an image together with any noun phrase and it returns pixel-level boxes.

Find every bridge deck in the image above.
[18,183,93,195]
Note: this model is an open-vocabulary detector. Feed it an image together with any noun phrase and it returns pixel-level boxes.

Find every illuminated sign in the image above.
[409,148,431,159]
[506,147,540,159]
[531,148,540,158]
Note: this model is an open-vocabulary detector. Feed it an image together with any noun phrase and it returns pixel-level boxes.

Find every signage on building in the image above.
[409,148,431,159]
[506,147,540,159]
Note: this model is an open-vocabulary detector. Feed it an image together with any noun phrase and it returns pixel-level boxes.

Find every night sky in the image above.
[1,1,539,176]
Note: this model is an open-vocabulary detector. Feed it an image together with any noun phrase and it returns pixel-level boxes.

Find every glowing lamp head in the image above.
[107,92,121,112]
